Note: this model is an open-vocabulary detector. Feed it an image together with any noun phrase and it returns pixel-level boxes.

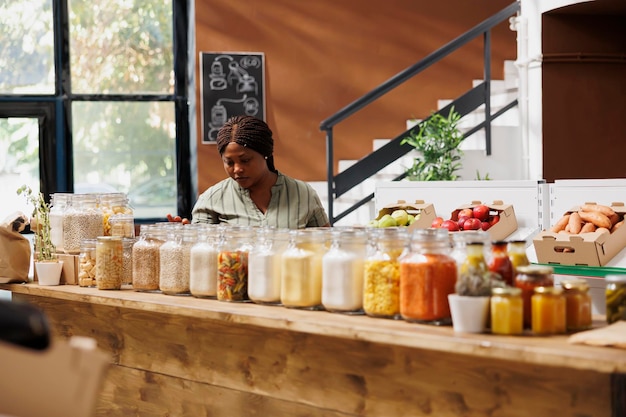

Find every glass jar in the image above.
[488,240,514,286]
[451,231,490,275]
[159,225,188,295]
[63,194,104,254]
[399,228,457,324]
[363,227,409,319]
[507,239,529,274]
[109,214,135,239]
[531,286,566,335]
[218,226,254,302]
[100,193,133,236]
[490,286,523,335]
[132,224,163,292]
[95,236,123,290]
[78,238,97,287]
[605,274,626,324]
[281,228,328,309]
[321,228,368,314]
[248,227,290,304]
[121,237,135,286]
[458,241,489,284]
[49,193,70,254]
[514,265,554,328]
[560,278,592,331]
[189,225,222,298]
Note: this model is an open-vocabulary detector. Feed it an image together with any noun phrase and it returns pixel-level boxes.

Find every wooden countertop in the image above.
[2,282,625,374]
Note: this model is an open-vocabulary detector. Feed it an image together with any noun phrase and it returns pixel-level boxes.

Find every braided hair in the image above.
[216,115,277,173]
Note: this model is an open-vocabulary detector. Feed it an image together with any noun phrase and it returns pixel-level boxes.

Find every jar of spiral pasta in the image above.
[218,226,254,302]
[95,236,123,290]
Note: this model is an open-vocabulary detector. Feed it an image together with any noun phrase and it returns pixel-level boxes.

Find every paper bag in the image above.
[0,212,31,283]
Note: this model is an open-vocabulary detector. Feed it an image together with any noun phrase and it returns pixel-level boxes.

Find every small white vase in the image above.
[448,294,490,333]
[35,261,64,286]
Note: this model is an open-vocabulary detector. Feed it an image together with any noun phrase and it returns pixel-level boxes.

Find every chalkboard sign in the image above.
[200,52,266,143]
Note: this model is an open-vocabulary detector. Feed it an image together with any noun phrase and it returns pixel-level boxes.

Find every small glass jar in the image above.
[399,228,457,324]
[507,240,530,273]
[159,225,188,295]
[100,193,133,236]
[321,228,368,314]
[514,265,554,328]
[560,278,592,331]
[489,240,514,286]
[63,194,104,254]
[218,226,254,302]
[109,214,135,239]
[363,227,409,319]
[451,231,490,275]
[121,237,135,286]
[490,286,523,335]
[49,193,70,254]
[189,225,222,298]
[458,241,489,280]
[248,227,290,305]
[605,274,626,324]
[78,238,97,287]
[95,236,123,290]
[531,286,566,335]
[132,225,163,292]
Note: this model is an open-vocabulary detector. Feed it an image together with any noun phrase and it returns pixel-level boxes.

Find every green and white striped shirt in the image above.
[191,172,329,229]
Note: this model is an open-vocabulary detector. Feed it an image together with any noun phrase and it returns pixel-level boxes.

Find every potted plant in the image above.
[401,107,464,181]
[448,267,502,333]
[17,185,63,285]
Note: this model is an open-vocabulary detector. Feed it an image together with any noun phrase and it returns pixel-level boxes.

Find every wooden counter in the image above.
[2,283,625,417]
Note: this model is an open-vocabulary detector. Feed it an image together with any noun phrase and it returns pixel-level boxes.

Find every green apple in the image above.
[366,219,380,228]
[391,209,409,226]
[378,214,398,228]
[407,214,416,225]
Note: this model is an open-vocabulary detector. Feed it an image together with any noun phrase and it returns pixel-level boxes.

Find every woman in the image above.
[168,115,329,229]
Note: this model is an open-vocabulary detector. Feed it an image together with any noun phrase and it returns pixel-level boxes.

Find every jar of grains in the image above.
[159,224,189,295]
[95,236,123,290]
[490,286,524,335]
[218,225,255,302]
[121,237,135,286]
[399,228,457,325]
[281,228,329,309]
[363,227,409,319]
[248,227,290,305]
[514,265,554,328]
[49,193,70,253]
[190,224,223,298]
[531,286,566,335]
[100,193,133,236]
[321,228,368,314]
[63,194,104,254]
[132,224,163,292]
[605,275,626,324]
[560,278,592,331]
[78,238,97,287]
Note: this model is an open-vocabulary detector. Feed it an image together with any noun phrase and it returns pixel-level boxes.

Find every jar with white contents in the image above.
[248,227,290,305]
[190,224,223,298]
[63,194,104,254]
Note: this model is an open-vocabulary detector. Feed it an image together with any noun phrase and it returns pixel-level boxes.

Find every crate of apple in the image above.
[431,204,500,232]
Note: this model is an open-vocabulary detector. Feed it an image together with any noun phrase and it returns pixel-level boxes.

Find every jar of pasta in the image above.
[190,224,223,298]
[248,227,290,304]
[109,214,135,239]
[95,236,123,290]
[218,225,254,302]
[514,265,554,328]
[399,228,457,324]
[100,193,133,236]
[605,274,626,324]
[561,278,592,331]
[490,286,523,335]
[78,238,97,287]
[531,286,566,335]
[363,227,409,319]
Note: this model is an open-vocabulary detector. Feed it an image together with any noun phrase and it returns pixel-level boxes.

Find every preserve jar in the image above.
[78,238,97,287]
[488,240,514,286]
[560,278,592,331]
[514,265,554,328]
[531,286,566,335]
[281,228,328,309]
[605,274,626,324]
[363,227,409,319]
[49,193,70,253]
[458,241,489,283]
[159,225,188,295]
[321,228,368,314]
[490,286,523,335]
[451,230,490,274]
[189,224,222,298]
[507,239,529,274]
[132,224,163,292]
[248,227,290,305]
[95,236,123,290]
[399,228,457,324]
[63,193,104,254]
[218,225,254,302]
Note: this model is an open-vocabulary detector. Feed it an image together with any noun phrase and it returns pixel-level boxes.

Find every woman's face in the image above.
[221,142,270,189]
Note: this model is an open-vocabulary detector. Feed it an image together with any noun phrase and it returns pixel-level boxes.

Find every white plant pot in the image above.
[35,261,64,286]
[448,294,490,333]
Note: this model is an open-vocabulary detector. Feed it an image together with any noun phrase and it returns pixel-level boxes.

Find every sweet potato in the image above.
[578,210,612,229]
[580,203,616,218]
[550,214,570,233]
[568,212,583,234]
[611,220,624,233]
[580,222,597,233]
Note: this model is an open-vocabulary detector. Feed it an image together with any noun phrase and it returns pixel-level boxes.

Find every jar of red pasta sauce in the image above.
[399,228,457,325]
[514,265,554,328]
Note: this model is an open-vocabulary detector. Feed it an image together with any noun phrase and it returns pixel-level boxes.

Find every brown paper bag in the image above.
[0,212,31,283]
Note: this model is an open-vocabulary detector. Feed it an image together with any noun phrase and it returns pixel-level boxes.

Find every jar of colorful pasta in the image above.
[218,225,254,302]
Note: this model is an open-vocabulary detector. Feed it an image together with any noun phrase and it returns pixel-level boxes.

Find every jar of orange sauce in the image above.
[561,278,592,331]
[531,286,566,335]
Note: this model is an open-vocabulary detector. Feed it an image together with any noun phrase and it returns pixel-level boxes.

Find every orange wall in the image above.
[194,0,517,193]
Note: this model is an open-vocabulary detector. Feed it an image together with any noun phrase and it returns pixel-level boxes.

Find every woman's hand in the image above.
[166,213,190,225]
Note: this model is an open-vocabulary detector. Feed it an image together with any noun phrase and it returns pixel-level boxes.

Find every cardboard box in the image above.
[0,336,110,417]
[375,199,437,229]
[450,200,518,241]
[533,203,626,267]
[32,253,79,285]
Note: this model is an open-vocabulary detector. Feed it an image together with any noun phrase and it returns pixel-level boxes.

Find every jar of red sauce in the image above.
[514,265,554,328]
[488,240,514,286]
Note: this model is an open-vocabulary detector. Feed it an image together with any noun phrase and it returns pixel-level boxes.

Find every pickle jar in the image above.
[321,228,368,314]
[49,193,70,254]
[189,224,223,298]
[560,278,592,331]
[605,274,626,324]
[132,224,163,292]
[488,240,514,286]
[248,227,290,305]
[531,286,566,335]
[399,228,457,325]
[63,194,104,254]
[78,238,97,287]
[490,286,523,335]
[363,227,409,319]
[218,225,254,302]
[280,228,328,309]
[514,265,554,328]
[159,225,188,295]
[95,236,123,290]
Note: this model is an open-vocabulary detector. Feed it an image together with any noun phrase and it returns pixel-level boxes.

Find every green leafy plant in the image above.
[475,170,491,181]
[17,185,58,262]
[401,107,464,181]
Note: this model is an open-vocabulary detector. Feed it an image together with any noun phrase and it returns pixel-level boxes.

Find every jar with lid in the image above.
[132,224,163,292]
[100,193,133,236]
[531,286,566,335]
[190,224,223,298]
[507,240,529,273]
[514,265,554,328]
[159,224,188,295]
[63,194,104,254]
[399,228,457,324]
[121,237,135,286]
[451,230,490,276]
[78,238,97,287]
[49,193,70,253]
[605,274,626,324]
[560,278,592,331]
[218,225,254,302]
[488,240,514,286]
[109,214,135,239]
[280,228,328,309]
[95,236,123,290]
[363,227,409,319]
[490,286,523,335]
[248,227,290,304]
[321,228,368,314]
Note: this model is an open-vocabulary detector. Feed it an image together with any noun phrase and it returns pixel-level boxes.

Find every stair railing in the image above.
[319,2,520,225]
